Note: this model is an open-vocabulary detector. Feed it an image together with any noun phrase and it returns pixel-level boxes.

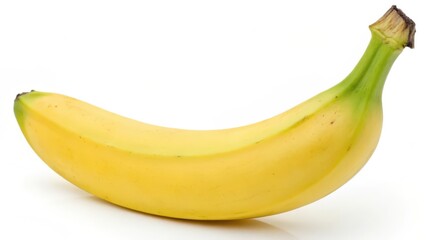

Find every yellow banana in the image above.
[14,6,415,220]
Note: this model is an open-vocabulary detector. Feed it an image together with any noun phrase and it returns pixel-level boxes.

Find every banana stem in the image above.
[370,5,416,49]
[357,36,400,99]
[338,5,415,100]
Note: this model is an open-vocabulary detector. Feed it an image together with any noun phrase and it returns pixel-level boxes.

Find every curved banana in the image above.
[14,6,415,220]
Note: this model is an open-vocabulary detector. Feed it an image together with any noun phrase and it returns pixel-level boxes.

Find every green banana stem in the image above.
[339,5,415,100]
[352,35,400,100]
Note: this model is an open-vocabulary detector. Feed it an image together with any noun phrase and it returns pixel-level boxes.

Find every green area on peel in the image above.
[15,90,47,102]
[335,30,403,108]
[14,91,47,131]
[13,99,26,130]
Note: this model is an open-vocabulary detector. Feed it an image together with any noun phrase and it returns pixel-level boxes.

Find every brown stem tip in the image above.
[370,5,416,49]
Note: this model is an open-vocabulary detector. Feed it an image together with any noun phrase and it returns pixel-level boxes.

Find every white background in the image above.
[1,0,424,239]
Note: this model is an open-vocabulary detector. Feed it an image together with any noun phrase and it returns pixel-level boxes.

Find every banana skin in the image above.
[14,6,415,220]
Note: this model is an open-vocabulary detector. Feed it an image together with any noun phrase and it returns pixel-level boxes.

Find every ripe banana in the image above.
[14,6,415,220]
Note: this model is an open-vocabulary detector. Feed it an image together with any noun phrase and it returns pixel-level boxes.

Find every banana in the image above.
[14,6,415,220]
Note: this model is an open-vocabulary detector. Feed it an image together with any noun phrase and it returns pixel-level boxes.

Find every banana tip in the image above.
[15,90,36,101]
[371,5,416,49]
[391,5,416,48]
